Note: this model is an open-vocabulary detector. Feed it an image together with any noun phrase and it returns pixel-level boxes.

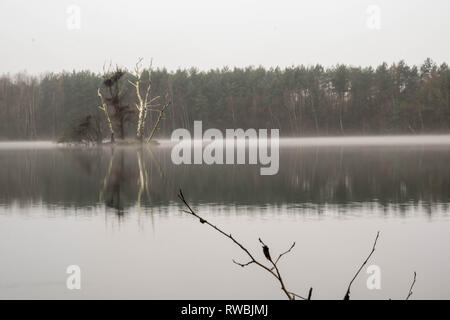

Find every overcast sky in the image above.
[0,0,449,74]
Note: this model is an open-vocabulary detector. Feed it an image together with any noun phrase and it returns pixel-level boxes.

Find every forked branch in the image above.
[178,189,306,300]
[270,242,296,271]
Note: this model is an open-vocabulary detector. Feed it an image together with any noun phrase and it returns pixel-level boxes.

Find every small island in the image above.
[58,58,170,146]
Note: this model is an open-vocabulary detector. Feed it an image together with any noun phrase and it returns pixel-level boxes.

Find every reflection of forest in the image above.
[1,145,450,215]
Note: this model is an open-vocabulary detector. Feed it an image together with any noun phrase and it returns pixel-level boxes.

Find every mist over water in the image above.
[1,137,450,299]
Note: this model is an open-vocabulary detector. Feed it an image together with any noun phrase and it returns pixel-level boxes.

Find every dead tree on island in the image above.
[129,58,171,143]
[98,65,133,142]
[97,88,115,143]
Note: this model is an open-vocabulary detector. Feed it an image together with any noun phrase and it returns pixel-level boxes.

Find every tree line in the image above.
[0,58,449,140]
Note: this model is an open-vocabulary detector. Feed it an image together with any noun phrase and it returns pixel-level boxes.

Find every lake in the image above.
[1,136,450,299]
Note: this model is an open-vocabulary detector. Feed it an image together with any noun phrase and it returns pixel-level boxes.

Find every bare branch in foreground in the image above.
[406,271,417,300]
[307,287,313,300]
[344,231,380,300]
[178,190,417,300]
[178,189,306,300]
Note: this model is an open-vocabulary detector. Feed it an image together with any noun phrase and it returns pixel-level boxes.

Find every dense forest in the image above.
[0,58,449,140]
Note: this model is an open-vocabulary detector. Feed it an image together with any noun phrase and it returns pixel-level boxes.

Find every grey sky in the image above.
[0,0,449,74]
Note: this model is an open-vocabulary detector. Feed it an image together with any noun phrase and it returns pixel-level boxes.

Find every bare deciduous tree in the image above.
[129,58,171,143]
[129,58,155,142]
[99,64,133,141]
[97,88,115,143]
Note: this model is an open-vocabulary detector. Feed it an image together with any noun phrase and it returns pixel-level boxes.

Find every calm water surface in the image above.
[1,136,450,299]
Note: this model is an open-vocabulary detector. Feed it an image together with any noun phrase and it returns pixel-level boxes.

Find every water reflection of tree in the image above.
[97,146,168,217]
[102,149,128,215]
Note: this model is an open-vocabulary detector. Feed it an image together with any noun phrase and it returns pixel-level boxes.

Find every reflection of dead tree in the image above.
[137,148,151,206]
[136,146,170,204]
[178,189,417,300]
[136,146,170,231]
[98,150,130,217]
[99,148,115,202]
[106,151,126,214]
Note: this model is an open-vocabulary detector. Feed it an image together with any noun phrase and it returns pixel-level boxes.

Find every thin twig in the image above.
[232,260,253,267]
[406,271,417,300]
[270,242,296,271]
[344,231,380,300]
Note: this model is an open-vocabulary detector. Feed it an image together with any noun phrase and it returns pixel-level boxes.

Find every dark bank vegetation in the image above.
[178,189,417,300]
[1,59,449,141]
[3,146,450,211]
